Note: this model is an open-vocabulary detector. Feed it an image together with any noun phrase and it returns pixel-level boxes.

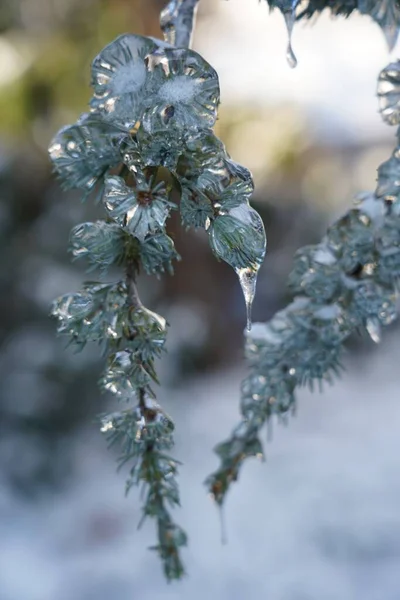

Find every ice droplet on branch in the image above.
[236,266,260,331]
[283,9,298,69]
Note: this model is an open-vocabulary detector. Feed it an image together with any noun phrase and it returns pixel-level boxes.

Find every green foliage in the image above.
[100,395,186,580]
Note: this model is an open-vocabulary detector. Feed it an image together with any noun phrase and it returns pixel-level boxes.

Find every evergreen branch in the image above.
[206,61,400,506]
[101,390,187,580]
[265,1,400,51]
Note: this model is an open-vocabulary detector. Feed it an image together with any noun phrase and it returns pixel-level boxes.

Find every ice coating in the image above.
[160,0,200,48]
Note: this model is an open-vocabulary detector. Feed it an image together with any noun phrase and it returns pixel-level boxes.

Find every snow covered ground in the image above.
[2,332,400,600]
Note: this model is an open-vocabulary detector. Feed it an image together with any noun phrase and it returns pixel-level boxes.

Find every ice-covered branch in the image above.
[48,28,266,578]
[160,0,200,48]
[294,0,400,49]
[206,60,400,506]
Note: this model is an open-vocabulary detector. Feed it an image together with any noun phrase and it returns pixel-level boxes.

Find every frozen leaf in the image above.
[90,34,160,128]
[139,232,180,275]
[103,175,174,241]
[327,209,375,273]
[377,61,400,126]
[180,182,214,228]
[144,47,220,133]
[101,350,154,397]
[135,124,187,171]
[288,244,340,301]
[351,281,397,326]
[48,114,123,192]
[123,306,167,359]
[178,128,226,178]
[69,221,126,272]
[376,216,400,283]
[51,283,127,346]
[376,149,400,203]
[196,159,254,206]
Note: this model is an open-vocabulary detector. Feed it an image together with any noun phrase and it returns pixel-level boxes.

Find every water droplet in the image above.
[366,318,381,344]
[236,266,259,331]
[218,504,228,546]
[283,10,298,69]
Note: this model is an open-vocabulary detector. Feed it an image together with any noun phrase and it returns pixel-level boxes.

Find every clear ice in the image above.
[236,266,260,331]
[283,9,298,69]
[160,0,200,48]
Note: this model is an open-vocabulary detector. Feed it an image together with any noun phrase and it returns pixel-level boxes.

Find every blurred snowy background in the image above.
[1,0,400,598]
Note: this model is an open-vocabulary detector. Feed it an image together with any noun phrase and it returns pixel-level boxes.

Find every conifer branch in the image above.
[206,60,400,507]
[48,0,400,582]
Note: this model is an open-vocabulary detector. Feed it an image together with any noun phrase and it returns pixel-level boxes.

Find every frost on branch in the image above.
[206,60,400,507]
[295,0,400,49]
[49,27,265,579]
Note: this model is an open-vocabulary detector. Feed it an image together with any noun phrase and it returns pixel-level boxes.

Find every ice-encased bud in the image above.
[102,350,153,397]
[288,244,340,302]
[144,47,220,133]
[90,34,161,128]
[48,114,123,191]
[376,215,400,283]
[352,281,397,328]
[179,128,226,177]
[195,159,254,205]
[69,221,125,271]
[377,61,400,126]
[51,292,93,324]
[327,210,375,273]
[135,124,187,171]
[123,306,167,359]
[139,233,180,275]
[180,182,214,228]
[51,283,128,344]
[103,175,173,241]
[376,150,400,203]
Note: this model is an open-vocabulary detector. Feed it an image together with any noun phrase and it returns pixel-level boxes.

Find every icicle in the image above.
[283,7,298,69]
[366,317,382,344]
[358,0,400,52]
[218,503,228,545]
[160,0,200,49]
[236,266,260,331]
[382,21,399,51]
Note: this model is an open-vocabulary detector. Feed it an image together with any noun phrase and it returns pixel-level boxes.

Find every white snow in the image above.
[3,335,400,599]
[158,76,198,103]
[112,62,147,95]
